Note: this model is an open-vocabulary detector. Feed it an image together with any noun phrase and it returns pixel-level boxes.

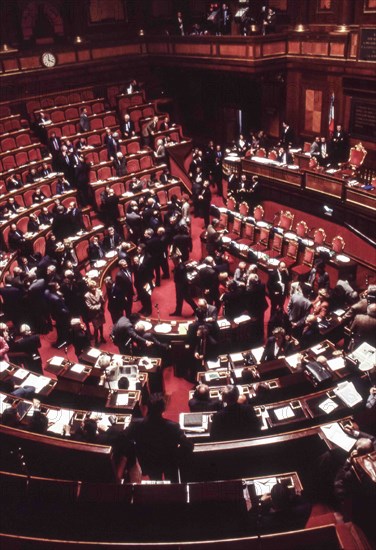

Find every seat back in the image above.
[303,141,311,152]
[16,134,31,148]
[279,210,294,231]
[259,227,270,246]
[314,228,326,246]
[243,222,255,242]
[253,204,264,222]
[268,150,278,161]
[126,159,140,173]
[226,196,236,212]
[219,211,228,230]
[285,240,298,260]
[239,201,249,217]
[140,155,153,170]
[272,233,283,253]
[127,141,140,154]
[232,216,242,237]
[65,107,79,120]
[309,156,318,170]
[303,247,315,267]
[256,148,266,158]
[296,220,308,238]
[348,142,367,169]
[332,235,345,253]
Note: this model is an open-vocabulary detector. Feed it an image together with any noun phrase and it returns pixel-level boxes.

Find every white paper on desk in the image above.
[334,381,362,408]
[70,364,86,375]
[205,371,220,381]
[254,477,278,496]
[274,405,295,421]
[12,368,29,381]
[178,323,189,335]
[21,374,50,394]
[285,353,300,369]
[333,308,346,317]
[0,361,10,373]
[87,348,102,359]
[252,347,264,364]
[327,357,346,372]
[90,412,112,430]
[49,356,65,367]
[319,398,339,414]
[234,314,251,324]
[207,359,220,370]
[349,342,376,371]
[116,393,129,406]
[321,422,356,452]
[230,352,244,363]
[311,343,327,355]
[218,319,231,328]
[47,409,72,435]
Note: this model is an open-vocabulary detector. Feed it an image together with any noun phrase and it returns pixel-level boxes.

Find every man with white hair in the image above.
[154,139,166,164]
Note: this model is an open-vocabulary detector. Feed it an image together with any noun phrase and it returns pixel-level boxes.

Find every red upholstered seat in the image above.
[157,189,168,206]
[238,221,255,245]
[16,134,31,148]
[50,110,65,123]
[256,148,266,158]
[296,220,308,238]
[239,201,249,217]
[140,155,153,170]
[268,150,278,161]
[314,228,326,246]
[91,117,103,130]
[87,134,101,147]
[226,196,236,212]
[126,159,140,173]
[168,185,182,200]
[1,137,16,151]
[99,149,109,162]
[127,141,140,154]
[65,107,79,120]
[278,210,294,231]
[292,247,315,280]
[253,204,264,222]
[332,235,345,253]
[279,240,299,268]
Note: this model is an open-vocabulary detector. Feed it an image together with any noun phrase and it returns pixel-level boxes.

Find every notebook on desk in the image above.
[184,413,203,427]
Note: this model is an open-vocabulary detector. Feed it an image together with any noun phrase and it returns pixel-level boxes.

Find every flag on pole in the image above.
[328,93,335,136]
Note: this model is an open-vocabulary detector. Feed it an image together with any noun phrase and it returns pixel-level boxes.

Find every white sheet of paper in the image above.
[252,347,264,364]
[320,422,356,452]
[21,374,50,394]
[49,356,65,367]
[87,348,102,358]
[234,314,251,324]
[311,343,327,355]
[230,352,244,363]
[116,393,129,406]
[319,398,339,414]
[285,353,300,369]
[334,381,362,408]
[47,409,72,435]
[70,364,86,375]
[274,406,295,421]
[333,308,346,316]
[254,477,278,496]
[0,361,10,373]
[207,359,220,370]
[12,368,29,381]
[327,357,346,372]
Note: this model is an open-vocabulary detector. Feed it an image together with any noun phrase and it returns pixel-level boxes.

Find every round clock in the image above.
[41,52,57,68]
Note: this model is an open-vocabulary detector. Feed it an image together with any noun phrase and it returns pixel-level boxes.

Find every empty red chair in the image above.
[28,100,41,114]
[28,148,41,161]
[15,151,28,166]
[332,235,345,254]
[62,123,75,137]
[278,210,294,231]
[296,220,308,238]
[1,137,16,151]
[92,102,104,114]
[65,107,79,120]
[279,240,299,268]
[253,204,264,222]
[256,148,267,158]
[314,228,326,246]
[130,109,141,125]
[238,221,255,245]
[84,151,98,165]
[131,93,143,105]
[91,117,103,130]
[50,110,65,123]
[262,232,283,258]
[33,235,46,256]
[140,155,153,170]
[0,105,11,117]
[41,97,54,108]
[292,248,315,280]
[2,154,16,170]
[54,95,67,106]
[118,96,131,112]
[87,134,101,147]
[48,127,62,138]
[97,166,111,180]
[16,134,31,148]
[170,131,180,143]
[268,150,278,161]
[127,141,140,154]
[157,189,168,206]
[99,148,108,162]
[126,159,140,173]
[142,106,154,118]
[74,239,89,265]
[103,115,116,127]
[82,90,94,100]
[69,92,81,103]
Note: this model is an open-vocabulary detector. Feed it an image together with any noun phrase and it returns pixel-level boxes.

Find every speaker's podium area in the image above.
[0,0,375,548]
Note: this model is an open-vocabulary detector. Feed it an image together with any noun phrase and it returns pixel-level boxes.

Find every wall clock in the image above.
[41,52,57,68]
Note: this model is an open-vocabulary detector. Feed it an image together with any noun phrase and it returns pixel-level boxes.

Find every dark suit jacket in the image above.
[210,403,259,441]
[79,113,90,132]
[260,336,294,363]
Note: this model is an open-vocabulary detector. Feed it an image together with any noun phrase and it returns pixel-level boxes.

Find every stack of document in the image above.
[334,381,362,408]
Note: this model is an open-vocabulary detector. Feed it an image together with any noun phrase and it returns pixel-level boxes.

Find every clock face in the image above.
[41,52,57,68]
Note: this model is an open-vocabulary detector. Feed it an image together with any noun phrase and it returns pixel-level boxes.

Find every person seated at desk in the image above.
[11,323,41,373]
[27,212,41,233]
[250,482,311,534]
[6,175,23,192]
[56,177,71,195]
[260,327,295,363]
[6,196,22,215]
[133,321,169,358]
[123,393,193,482]
[312,288,330,318]
[299,314,321,350]
[32,187,47,204]
[129,175,143,195]
[26,168,38,185]
[189,383,223,412]
[39,162,52,179]
[350,303,376,348]
[210,385,260,441]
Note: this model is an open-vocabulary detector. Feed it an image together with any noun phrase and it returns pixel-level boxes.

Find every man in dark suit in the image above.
[102,226,122,252]
[227,172,239,196]
[143,116,159,147]
[113,151,128,177]
[210,385,260,441]
[104,129,120,160]
[331,124,348,164]
[267,261,290,313]
[115,259,134,318]
[350,303,376,347]
[189,384,223,412]
[280,122,294,147]
[48,132,61,159]
[171,224,192,263]
[170,255,197,316]
[79,107,90,133]
[260,327,295,363]
[198,179,212,227]
[111,314,153,354]
[124,393,193,481]
[122,114,136,139]
[126,205,143,243]
[88,236,105,263]
[0,275,24,327]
